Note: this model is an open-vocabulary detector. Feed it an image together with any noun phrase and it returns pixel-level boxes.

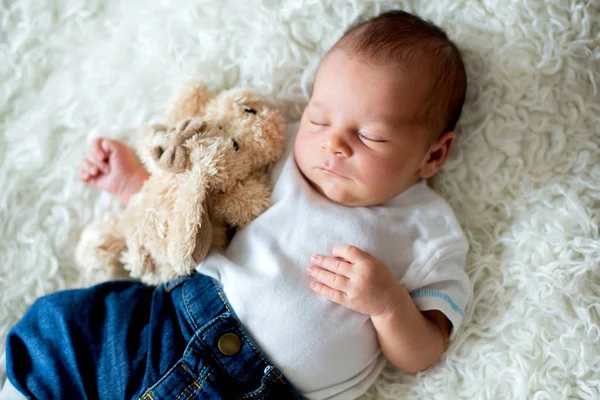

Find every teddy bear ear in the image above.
[166,80,213,126]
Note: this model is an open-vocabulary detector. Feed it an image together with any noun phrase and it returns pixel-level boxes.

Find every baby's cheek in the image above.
[358,158,403,196]
[355,157,383,183]
[293,137,317,177]
[294,143,310,163]
[293,141,308,166]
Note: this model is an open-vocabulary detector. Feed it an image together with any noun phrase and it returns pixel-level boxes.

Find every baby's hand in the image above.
[78,138,148,204]
[307,245,401,317]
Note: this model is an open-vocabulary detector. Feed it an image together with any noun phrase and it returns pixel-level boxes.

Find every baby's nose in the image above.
[321,135,351,158]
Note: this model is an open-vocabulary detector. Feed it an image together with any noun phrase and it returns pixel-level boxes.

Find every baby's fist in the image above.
[79,138,143,201]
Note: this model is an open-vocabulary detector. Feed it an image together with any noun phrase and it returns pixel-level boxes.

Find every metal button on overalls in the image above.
[218,333,241,355]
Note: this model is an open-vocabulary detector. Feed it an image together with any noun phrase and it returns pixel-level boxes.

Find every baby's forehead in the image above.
[317,47,435,84]
[312,50,433,123]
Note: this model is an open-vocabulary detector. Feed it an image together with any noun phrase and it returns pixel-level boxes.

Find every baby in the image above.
[1,10,470,400]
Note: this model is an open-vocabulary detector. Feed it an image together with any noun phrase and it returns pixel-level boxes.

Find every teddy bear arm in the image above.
[214,173,272,229]
[166,181,213,274]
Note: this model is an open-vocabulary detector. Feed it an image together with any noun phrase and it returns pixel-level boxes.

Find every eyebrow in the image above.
[309,101,329,111]
[365,113,394,126]
[310,100,411,132]
[371,109,425,130]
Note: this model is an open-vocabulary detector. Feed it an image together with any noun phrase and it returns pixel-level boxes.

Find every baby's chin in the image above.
[316,177,409,207]
[309,178,374,207]
[297,163,379,207]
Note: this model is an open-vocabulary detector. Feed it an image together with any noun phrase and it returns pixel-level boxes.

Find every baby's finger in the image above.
[84,139,109,172]
[78,168,90,181]
[99,138,124,156]
[306,266,350,290]
[310,254,352,277]
[82,158,100,176]
[309,281,347,306]
[331,244,369,264]
[91,138,109,160]
[86,155,109,172]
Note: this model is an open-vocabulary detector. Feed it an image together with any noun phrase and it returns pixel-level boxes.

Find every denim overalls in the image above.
[5,273,305,399]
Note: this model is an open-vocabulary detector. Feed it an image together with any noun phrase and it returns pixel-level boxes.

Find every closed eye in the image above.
[359,133,388,143]
[244,107,257,114]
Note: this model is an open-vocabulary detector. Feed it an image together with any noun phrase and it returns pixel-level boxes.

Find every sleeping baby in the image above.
[1,10,471,400]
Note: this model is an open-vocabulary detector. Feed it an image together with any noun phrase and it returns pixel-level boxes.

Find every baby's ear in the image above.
[166,81,214,125]
[418,131,455,179]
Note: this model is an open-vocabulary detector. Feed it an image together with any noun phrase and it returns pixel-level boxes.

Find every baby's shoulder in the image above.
[400,181,467,247]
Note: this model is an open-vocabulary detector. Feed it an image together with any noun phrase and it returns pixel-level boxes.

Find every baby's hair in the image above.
[335,10,467,138]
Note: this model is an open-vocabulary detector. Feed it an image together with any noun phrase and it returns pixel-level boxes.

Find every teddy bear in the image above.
[75,81,286,286]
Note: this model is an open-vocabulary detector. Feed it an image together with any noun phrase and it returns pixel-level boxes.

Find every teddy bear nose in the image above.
[150,118,208,174]
[175,118,207,141]
[152,144,190,174]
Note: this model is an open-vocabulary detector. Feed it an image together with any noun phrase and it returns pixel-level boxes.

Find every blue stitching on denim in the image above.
[410,289,464,317]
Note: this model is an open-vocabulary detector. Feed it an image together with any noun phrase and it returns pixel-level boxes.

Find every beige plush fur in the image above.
[75,82,286,286]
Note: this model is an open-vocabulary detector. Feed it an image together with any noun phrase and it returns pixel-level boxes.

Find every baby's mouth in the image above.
[315,165,347,179]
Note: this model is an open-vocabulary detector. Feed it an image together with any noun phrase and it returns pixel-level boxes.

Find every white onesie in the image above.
[196,121,472,399]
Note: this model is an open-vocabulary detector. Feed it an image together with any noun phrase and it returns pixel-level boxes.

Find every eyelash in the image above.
[310,120,387,144]
[359,133,387,143]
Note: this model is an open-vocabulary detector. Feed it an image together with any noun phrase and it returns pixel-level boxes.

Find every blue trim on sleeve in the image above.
[410,289,464,317]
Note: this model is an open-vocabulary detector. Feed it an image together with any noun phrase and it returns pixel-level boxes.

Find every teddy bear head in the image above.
[148,87,286,190]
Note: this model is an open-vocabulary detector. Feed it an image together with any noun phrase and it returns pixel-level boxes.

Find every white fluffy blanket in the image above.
[1,0,599,398]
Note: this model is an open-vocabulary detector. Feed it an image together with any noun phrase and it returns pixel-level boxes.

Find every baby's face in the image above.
[294,49,441,207]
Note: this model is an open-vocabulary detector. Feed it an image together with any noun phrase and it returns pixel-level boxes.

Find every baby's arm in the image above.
[369,291,449,374]
[79,138,149,205]
[306,245,450,374]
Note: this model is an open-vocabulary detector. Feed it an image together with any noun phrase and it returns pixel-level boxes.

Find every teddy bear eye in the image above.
[244,107,257,115]
[231,138,240,151]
